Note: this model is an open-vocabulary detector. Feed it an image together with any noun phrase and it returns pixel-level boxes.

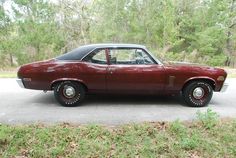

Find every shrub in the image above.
[196,108,219,129]
[206,54,227,66]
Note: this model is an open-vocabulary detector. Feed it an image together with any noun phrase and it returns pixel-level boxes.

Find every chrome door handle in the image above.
[108,68,116,71]
[108,68,116,74]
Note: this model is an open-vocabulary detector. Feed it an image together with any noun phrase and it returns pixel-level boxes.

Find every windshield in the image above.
[145,49,163,65]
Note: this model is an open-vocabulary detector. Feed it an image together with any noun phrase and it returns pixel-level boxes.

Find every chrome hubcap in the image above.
[193,87,204,99]
[63,86,76,98]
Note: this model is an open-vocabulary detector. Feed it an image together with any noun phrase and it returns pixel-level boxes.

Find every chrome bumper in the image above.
[220,83,228,92]
[16,79,25,88]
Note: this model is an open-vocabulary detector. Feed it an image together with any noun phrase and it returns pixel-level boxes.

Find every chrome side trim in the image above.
[220,83,228,92]
[16,79,25,88]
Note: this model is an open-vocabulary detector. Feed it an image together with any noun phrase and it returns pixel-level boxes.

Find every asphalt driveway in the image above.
[0,78,235,125]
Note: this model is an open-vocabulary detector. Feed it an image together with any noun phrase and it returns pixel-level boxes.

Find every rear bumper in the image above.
[16,79,25,88]
[220,83,228,92]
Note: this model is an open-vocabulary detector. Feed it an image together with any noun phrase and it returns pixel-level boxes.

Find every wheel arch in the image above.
[50,78,88,92]
[182,77,216,92]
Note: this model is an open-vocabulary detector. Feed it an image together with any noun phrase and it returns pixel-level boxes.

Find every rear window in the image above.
[56,46,94,60]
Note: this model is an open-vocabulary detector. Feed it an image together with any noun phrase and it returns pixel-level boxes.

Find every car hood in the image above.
[166,61,208,67]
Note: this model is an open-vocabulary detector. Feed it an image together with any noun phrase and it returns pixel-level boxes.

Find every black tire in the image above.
[182,81,213,107]
[54,81,85,107]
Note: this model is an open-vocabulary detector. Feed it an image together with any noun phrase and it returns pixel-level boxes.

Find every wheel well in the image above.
[182,79,216,92]
[51,80,88,92]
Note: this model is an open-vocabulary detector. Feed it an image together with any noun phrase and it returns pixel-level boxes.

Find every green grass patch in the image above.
[0,110,236,157]
[0,72,17,78]
[228,73,236,78]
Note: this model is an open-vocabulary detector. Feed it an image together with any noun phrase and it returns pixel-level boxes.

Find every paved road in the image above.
[0,78,235,125]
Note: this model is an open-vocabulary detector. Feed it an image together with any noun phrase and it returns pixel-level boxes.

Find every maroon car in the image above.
[17,44,228,107]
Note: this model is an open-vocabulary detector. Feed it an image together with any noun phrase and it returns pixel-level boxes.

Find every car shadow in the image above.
[31,92,187,107]
[28,92,56,105]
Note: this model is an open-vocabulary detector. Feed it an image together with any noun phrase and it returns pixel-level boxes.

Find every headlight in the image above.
[217,76,225,81]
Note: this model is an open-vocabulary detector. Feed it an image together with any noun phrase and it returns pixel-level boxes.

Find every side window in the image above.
[109,48,155,65]
[83,49,107,64]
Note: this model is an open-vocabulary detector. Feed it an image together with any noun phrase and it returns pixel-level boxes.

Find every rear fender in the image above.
[50,78,87,90]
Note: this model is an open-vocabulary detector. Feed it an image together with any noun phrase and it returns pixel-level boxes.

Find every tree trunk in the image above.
[36,44,40,61]
[226,31,232,66]
[225,0,236,67]
[9,53,13,67]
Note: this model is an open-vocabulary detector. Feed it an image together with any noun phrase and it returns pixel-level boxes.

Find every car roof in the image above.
[56,43,146,61]
[84,43,146,49]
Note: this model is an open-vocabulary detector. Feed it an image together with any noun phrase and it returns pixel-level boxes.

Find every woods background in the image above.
[0,0,236,68]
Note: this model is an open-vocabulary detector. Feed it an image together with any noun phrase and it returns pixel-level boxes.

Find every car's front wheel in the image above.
[182,81,213,107]
[54,81,85,107]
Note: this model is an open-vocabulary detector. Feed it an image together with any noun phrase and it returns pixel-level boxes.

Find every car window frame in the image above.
[107,47,157,65]
[82,48,109,65]
[81,46,161,65]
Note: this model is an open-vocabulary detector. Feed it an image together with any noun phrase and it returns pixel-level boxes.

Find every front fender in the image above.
[183,76,216,90]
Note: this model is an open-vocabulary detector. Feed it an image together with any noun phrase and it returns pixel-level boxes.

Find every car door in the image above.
[107,48,166,94]
[80,48,109,92]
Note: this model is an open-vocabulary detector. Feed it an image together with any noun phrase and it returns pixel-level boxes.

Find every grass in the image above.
[0,110,236,157]
[228,73,236,78]
[0,72,17,78]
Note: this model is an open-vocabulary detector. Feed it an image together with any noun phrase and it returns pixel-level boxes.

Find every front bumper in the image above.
[220,83,228,92]
[16,79,25,88]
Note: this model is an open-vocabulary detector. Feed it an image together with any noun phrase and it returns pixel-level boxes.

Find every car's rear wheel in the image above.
[54,81,85,107]
[182,81,213,107]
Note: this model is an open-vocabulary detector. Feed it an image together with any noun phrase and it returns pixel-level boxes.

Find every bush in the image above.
[196,108,219,129]
[156,50,227,66]
[206,54,227,66]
